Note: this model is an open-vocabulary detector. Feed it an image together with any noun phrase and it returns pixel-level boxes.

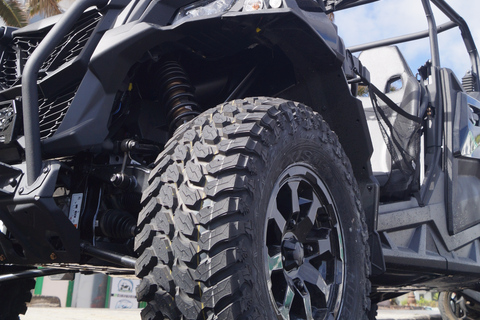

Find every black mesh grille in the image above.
[0,45,18,89]
[0,10,102,140]
[0,10,102,90]
[39,87,77,139]
[41,11,102,72]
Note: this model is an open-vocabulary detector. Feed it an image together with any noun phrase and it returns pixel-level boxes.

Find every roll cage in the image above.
[344,0,480,208]
[343,0,479,84]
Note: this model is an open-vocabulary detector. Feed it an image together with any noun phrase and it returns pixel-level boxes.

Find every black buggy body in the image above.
[0,0,479,319]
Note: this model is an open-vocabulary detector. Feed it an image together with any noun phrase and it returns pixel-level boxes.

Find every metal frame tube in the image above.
[348,21,456,53]
[431,0,480,89]
[421,0,440,68]
[80,242,136,268]
[0,268,74,283]
[21,0,109,186]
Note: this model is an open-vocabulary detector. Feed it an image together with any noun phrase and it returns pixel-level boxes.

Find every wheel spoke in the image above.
[297,262,329,296]
[455,304,462,317]
[325,313,335,320]
[270,205,287,231]
[298,284,314,320]
[279,285,295,319]
[294,198,322,242]
[315,231,332,257]
[268,252,283,273]
[288,180,301,215]
[306,197,321,226]
[454,296,466,317]
[294,216,313,242]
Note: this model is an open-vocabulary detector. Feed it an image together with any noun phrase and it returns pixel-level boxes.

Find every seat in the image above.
[358,46,426,192]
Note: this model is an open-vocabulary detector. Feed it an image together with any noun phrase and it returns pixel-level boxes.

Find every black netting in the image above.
[368,84,423,196]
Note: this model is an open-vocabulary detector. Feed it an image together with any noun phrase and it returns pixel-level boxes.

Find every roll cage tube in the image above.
[431,0,480,87]
[421,0,440,68]
[348,21,456,53]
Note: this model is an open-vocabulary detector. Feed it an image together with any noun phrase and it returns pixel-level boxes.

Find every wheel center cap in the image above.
[282,233,304,270]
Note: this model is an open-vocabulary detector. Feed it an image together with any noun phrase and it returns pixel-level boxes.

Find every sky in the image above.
[335,0,480,78]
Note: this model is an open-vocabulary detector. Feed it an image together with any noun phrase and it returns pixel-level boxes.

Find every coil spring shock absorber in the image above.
[158,61,201,132]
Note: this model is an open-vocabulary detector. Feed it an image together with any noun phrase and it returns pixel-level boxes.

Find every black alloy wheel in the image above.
[265,164,344,319]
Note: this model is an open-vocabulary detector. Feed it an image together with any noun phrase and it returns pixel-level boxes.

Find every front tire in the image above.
[135,97,371,319]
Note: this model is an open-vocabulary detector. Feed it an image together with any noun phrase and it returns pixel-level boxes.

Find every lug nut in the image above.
[294,279,304,290]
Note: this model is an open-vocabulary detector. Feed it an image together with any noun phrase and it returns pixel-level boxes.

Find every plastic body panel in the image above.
[446,73,480,235]
[0,162,80,263]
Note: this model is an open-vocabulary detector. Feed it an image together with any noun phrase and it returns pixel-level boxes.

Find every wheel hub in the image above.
[282,233,304,270]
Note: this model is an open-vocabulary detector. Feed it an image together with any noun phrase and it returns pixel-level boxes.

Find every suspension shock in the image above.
[158,61,201,132]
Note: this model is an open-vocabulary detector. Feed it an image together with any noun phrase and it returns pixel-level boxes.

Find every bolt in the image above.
[0,255,5,261]
[294,279,304,290]
[50,253,57,260]
[43,166,49,174]
[18,187,24,194]
[306,245,314,253]
[8,178,16,187]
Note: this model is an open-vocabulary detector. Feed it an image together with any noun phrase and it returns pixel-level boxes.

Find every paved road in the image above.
[20,307,141,320]
[20,307,442,320]
[377,308,442,320]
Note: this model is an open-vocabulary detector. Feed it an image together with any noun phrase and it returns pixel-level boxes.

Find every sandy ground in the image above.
[19,307,442,320]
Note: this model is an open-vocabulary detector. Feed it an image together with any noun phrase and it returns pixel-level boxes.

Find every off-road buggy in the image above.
[0,0,478,319]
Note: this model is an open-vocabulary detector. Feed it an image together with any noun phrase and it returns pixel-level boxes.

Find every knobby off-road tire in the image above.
[367,303,378,320]
[438,291,479,320]
[135,97,371,319]
[0,266,35,320]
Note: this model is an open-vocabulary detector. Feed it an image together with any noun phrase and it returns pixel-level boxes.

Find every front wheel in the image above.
[135,97,372,319]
